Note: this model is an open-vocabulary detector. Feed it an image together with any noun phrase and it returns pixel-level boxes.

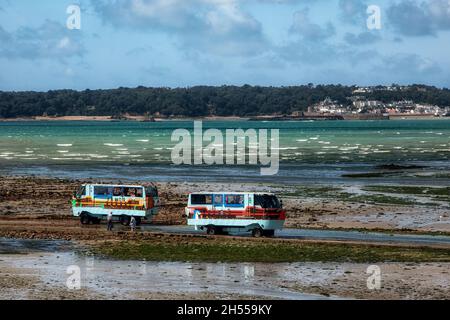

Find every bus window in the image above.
[225,195,244,207]
[255,195,281,209]
[191,194,213,205]
[113,187,123,197]
[124,187,135,197]
[214,194,223,206]
[122,187,143,198]
[94,186,112,198]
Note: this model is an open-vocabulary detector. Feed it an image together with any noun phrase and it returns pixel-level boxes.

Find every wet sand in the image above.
[0,239,448,300]
[1,176,449,300]
[285,197,450,233]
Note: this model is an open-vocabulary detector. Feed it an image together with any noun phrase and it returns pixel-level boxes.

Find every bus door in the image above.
[190,194,213,219]
[247,194,256,216]
[213,194,224,216]
[145,186,158,209]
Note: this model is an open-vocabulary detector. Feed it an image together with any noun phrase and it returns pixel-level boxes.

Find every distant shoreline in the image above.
[0,116,249,122]
[0,115,449,122]
[0,115,251,122]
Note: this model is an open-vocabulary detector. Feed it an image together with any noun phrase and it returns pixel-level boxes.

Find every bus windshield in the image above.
[145,186,158,197]
[76,185,86,198]
[254,195,281,209]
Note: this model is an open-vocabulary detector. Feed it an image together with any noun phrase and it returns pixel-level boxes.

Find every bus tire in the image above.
[218,228,229,235]
[120,215,131,226]
[252,228,263,238]
[80,213,91,225]
[263,230,275,237]
[206,226,216,235]
[214,227,225,235]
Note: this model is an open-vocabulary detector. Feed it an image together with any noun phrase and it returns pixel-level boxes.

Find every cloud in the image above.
[279,7,381,66]
[0,26,12,43]
[0,0,10,11]
[0,20,84,61]
[278,40,377,66]
[428,0,450,30]
[92,0,268,56]
[387,0,450,37]
[279,7,346,65]
[379,53,441,77]
[387,1,434,36]
[243,53,286,69]
[289,8,335,41]
[344,31,381,45]
[93,0,203,32]
[338,0,368,25]
[125,46,153,56]
[255,0,313,3]
[278,40,337,64]
[143,64,171,77]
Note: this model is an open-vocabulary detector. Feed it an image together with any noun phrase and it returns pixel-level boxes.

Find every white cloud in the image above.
[289,8,335,41]
[58,37,71,49]
[387,0,450,37]
[0,20,84,61]
[93,0,268,56]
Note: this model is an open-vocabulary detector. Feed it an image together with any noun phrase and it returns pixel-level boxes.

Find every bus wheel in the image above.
[120,215,131,226]
[263,230,275,237]
[214,227,225,235]
[252,228,263,238]
[135,217,142,226]
[80,213,91,225]
[206,226,216,235]
[218,229,228,236]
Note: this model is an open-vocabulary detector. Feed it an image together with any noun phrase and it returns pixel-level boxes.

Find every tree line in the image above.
[0,84,449,118]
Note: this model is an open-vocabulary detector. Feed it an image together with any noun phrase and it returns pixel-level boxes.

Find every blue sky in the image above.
[1,0,450,91]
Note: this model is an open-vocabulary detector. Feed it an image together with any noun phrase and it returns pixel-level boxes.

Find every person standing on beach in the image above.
[107,212,114,231]
[130,216,136,232]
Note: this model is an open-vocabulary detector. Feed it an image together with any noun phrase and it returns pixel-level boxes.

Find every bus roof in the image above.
[82,184,149,188]
[188,192,276,196]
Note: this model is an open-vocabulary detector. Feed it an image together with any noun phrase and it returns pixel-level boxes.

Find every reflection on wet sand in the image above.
[1,242,329,300]
[1,239,449,300]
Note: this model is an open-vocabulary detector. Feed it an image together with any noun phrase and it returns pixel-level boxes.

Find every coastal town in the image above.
[289,86,450,121]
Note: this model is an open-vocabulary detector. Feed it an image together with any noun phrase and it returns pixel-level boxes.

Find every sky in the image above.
[0,0,450,91]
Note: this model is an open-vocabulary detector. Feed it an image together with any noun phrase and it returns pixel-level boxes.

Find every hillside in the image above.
[1,84,449,118]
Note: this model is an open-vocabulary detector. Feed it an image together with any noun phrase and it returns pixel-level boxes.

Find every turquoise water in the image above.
[1,120,450,184]
[0,120,449,165]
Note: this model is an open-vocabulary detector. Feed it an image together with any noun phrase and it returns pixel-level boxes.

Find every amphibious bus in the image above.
[185,192,286,237]
[72,184,159,225]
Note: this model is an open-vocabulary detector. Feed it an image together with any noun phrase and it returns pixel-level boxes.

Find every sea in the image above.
[1,120,450,186]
